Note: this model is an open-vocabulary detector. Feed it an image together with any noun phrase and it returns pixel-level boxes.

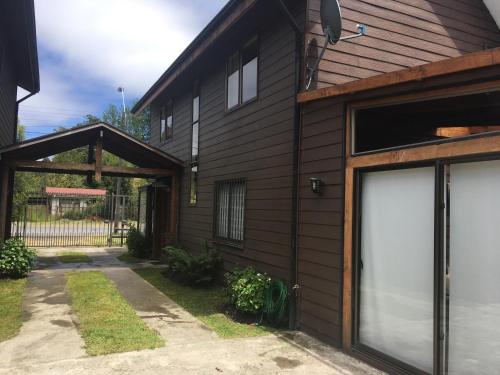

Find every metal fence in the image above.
[11,193,137,247]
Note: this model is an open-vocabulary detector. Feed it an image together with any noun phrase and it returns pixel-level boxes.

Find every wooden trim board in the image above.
[299,47,500,103]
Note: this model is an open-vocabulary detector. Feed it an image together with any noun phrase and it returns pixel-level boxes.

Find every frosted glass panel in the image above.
[448,160,500,374]
[359,167,435,373]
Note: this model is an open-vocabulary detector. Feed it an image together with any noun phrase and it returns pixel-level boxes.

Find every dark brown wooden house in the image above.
[0,0,39,241]
[133,1,500,373]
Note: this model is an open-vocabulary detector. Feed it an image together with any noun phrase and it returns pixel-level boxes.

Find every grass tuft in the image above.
[66,271,164,355]
[134,268,271,339]
[57,252,92,264]
[0,279,27,342]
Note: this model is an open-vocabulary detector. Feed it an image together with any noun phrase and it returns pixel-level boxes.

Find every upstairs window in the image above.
[160,100,173,142]
[226,36,258,110]
[214,179,246,245]
[190,83,200,205]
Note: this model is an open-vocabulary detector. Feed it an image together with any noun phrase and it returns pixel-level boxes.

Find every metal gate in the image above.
[11,192,137,247]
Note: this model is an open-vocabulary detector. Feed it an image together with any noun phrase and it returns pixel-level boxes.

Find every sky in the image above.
[19,0,229,139]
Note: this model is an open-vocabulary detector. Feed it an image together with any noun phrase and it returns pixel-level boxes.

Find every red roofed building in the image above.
[43,187,107,216]
[44,187,107,197]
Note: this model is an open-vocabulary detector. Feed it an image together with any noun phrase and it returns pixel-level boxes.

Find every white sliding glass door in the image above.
[359,167,435,373]
[448,160,500,374]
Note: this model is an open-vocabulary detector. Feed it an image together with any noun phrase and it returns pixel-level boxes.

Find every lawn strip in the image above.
[66,271,164,355]
[57,252,92,263]
[134,268,271,339]
[0,279,27,342]
[117,253,145,264]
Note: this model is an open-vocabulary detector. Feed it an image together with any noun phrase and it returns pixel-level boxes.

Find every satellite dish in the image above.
[306,0,367,89]
[321,0,342,45]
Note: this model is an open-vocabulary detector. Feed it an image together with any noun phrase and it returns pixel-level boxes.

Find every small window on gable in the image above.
[161,101,173,142]
[226,36,258,110]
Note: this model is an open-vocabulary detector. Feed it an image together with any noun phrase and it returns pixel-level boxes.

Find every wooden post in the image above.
[169,174,179,241]
[95,135,103,183]
[86,144,94,185]
[0,166,10,243]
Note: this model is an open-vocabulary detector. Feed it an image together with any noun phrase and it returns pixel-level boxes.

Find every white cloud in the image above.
[34,0,228,95]
[18,65,98,128]
[18,0,228,137]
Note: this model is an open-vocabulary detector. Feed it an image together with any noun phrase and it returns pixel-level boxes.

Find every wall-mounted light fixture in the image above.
[309,177,322,195]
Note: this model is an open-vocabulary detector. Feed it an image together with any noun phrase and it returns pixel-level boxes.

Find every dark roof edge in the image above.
[21,0,40,94]
[132,0,256,114]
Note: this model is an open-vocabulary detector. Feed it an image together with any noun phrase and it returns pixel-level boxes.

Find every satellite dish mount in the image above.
[306,0,367,90]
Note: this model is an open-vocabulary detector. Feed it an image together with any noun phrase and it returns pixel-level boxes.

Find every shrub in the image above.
[0,238,37,278]
[62,210,86,221]
[163,246,221,286]
[225,266,271,315]
[126,228,151,259]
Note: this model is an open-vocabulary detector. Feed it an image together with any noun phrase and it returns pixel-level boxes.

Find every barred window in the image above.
[214,179,246,245]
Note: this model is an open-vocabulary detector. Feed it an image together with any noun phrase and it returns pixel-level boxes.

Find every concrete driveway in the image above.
[0,247,383,375]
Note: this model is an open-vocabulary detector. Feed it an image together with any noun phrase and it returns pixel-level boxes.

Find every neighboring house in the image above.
[0,0,39,240]
[43,187,107,216]
[133,1,500,373]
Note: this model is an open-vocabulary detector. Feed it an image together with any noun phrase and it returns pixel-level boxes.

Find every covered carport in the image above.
[0,122,184,257]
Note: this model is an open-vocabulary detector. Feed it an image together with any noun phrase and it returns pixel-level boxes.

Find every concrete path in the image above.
[0,247,383,375]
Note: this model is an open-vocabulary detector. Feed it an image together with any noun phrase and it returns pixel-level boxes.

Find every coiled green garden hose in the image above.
[261,280,288,326]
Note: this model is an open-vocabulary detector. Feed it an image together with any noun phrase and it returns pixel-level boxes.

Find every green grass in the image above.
[117,253,145,264]
[134,268,271,339]
[66,271,164,356]
[0,279,27,342]
[57,252,92,263]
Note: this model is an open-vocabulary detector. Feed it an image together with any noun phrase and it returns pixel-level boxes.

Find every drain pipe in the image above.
[272,0,304,330]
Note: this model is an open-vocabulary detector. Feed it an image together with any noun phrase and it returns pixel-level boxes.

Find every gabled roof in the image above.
[0,122,184,170]
[0,0,40,93]
[132,0,259,114]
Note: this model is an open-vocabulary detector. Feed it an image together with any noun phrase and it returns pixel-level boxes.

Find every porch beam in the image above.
[7,160,173,178]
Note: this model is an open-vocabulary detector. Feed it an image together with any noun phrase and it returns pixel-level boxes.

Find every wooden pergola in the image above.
[0,122,183,255]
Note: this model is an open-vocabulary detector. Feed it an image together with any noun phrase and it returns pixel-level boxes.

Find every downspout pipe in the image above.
[272,0,304,330]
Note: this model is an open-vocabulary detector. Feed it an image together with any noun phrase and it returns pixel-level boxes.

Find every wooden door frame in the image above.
[342,80,500,351]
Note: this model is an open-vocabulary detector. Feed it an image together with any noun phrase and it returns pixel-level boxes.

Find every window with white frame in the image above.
[226,37,258,110]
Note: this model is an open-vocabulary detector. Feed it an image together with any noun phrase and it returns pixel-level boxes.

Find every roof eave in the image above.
[132,0,258,114]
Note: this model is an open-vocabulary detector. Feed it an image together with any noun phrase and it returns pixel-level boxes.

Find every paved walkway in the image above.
[0,247,383,375]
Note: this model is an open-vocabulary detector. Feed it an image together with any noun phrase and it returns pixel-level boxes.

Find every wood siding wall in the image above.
[297,97,344,345]
[150,10,301,281]
[306,0,500,89]
[0,30,17,147]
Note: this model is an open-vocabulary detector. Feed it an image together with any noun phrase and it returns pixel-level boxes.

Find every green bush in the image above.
[163,246,221,286]
[62,210,86,220]
[0,238,37,278]
[126,228,151,259]
[225,266,271,315]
